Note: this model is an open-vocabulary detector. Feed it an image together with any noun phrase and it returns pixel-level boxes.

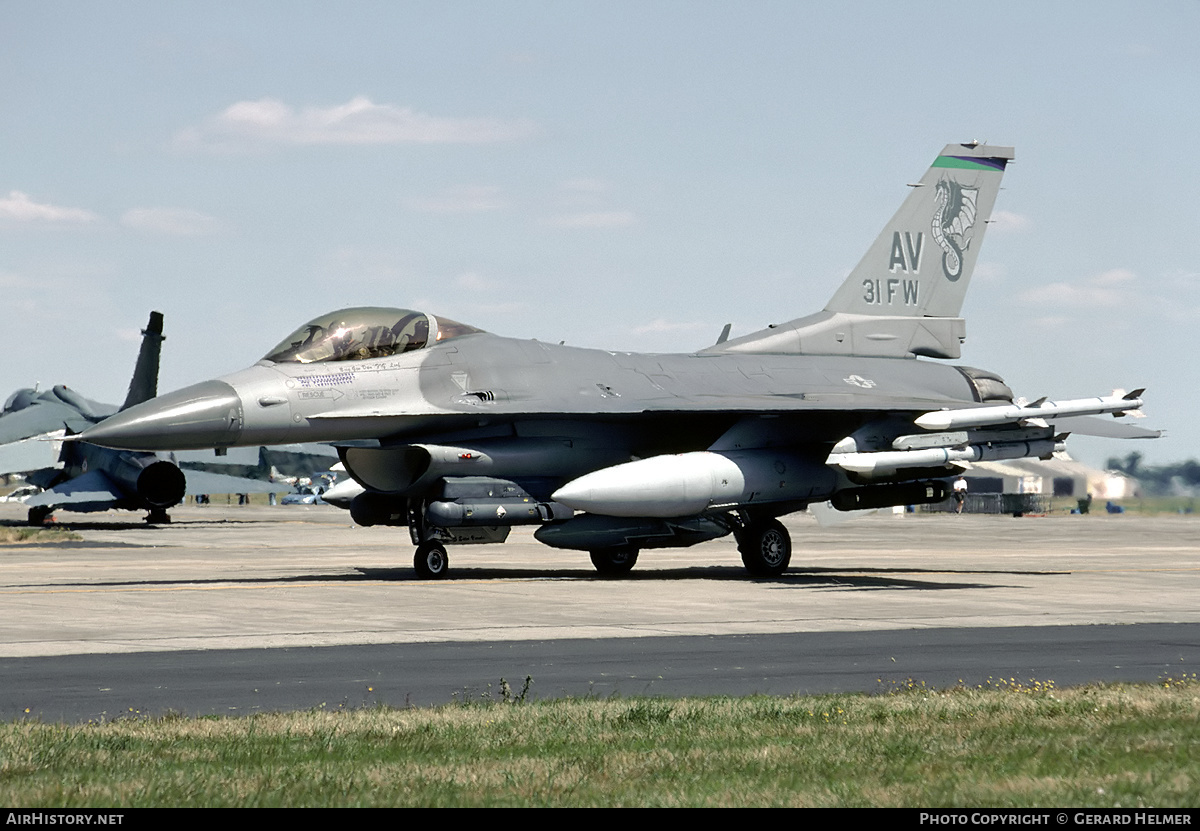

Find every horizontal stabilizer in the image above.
[1052,415,1162,440]
[25,470,123,509]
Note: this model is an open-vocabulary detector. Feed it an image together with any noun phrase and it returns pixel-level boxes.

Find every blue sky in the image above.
[3,1,1197,466]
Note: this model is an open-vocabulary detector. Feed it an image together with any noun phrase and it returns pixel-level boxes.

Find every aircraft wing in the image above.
[638,391,978,414]
[0,402,92,446]
[181,469,285,495]
[170,446,263,466]
[171,443,339,465]
[305,390,972,421]
[0,431,65,475]
[268,442,339,458]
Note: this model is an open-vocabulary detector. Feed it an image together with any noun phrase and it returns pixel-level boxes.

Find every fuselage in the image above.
[81,331,984,457]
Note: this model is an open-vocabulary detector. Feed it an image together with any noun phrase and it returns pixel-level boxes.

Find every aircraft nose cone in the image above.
[79,380,244,451]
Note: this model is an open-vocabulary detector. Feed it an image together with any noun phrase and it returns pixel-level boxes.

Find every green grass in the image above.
[1029,497,1197,516]
[0,526,82,544]
[1111,497,1199,516]
[3,679,1198,807]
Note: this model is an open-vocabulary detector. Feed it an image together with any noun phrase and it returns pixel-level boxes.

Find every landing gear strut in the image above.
[589,546,639,575]
[736,518,791,577]
[413,541,450,579]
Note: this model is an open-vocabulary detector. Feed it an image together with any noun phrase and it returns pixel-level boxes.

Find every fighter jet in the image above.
[81,143,1158,576]
[0,313,279,524]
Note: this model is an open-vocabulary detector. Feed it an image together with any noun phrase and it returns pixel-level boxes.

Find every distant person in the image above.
[952,476,968,514]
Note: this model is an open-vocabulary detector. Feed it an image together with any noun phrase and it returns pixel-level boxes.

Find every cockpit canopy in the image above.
[2,388,39,414]
[262,307,484,364]
[2,385,110,418]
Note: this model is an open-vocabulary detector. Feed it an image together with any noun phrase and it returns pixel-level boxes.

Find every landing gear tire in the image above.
[414,541,450,579]
[737,519,791,577]
[589,546,639,576]
[27,506,52,526]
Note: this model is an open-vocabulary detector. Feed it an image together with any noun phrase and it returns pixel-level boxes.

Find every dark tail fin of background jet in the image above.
[706,142,1014,359]
[120,311,165,412]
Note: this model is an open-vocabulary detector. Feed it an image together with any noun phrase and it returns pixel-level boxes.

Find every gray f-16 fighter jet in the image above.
[81,143,1157,576]
[1,312,280,524]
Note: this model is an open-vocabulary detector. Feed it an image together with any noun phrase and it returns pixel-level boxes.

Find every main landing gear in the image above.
[589,545,639,576]
[413,541,450,579]
[146,508,171,524]
[403,516,792,579]
[735,518,792,577]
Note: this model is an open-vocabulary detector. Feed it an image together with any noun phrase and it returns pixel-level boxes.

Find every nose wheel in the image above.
[414,541,450,579]
[736,518,791,577]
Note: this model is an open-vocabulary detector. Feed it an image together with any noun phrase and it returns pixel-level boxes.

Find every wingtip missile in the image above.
[914,391,1147,431]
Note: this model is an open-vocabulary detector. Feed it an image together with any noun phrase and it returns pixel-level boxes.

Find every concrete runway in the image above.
[3,502,1199,719]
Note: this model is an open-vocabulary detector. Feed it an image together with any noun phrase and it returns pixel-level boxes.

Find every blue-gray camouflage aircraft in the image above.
[80,143,1158,576]
[0,312,280,524]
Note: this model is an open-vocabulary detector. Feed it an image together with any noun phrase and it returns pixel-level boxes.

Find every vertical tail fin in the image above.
[709,142,1014,359]
[826,142,1013,319]
[120,311,165,411]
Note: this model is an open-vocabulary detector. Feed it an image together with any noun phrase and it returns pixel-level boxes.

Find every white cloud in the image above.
[1021,282,1123,308]
[409,186,507,214]
[175,96,537,150]
[1029,315,1071,330]
[544,210,636,229]
[454,271,497,291]
[560,178,611,194]
[0,191,97,223]
[554,178,620,211]
[120,207,220,236]
[973,261,1007,282]
[1019,269,1138,308]
[0,269,34,289]
[1091,268,1136,287]
[632,318,706,335]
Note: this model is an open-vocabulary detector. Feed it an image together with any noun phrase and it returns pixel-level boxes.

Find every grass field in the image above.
[0,526,81,544]
[3,679,1197,807]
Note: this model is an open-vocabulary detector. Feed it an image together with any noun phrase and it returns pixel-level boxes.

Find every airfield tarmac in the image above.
[2,502,1199,718]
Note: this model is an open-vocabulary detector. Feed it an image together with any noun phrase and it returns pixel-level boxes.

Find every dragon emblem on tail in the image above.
[931,177,979,281]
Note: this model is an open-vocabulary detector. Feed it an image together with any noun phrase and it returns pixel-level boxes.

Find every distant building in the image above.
[933,452,1141,513]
